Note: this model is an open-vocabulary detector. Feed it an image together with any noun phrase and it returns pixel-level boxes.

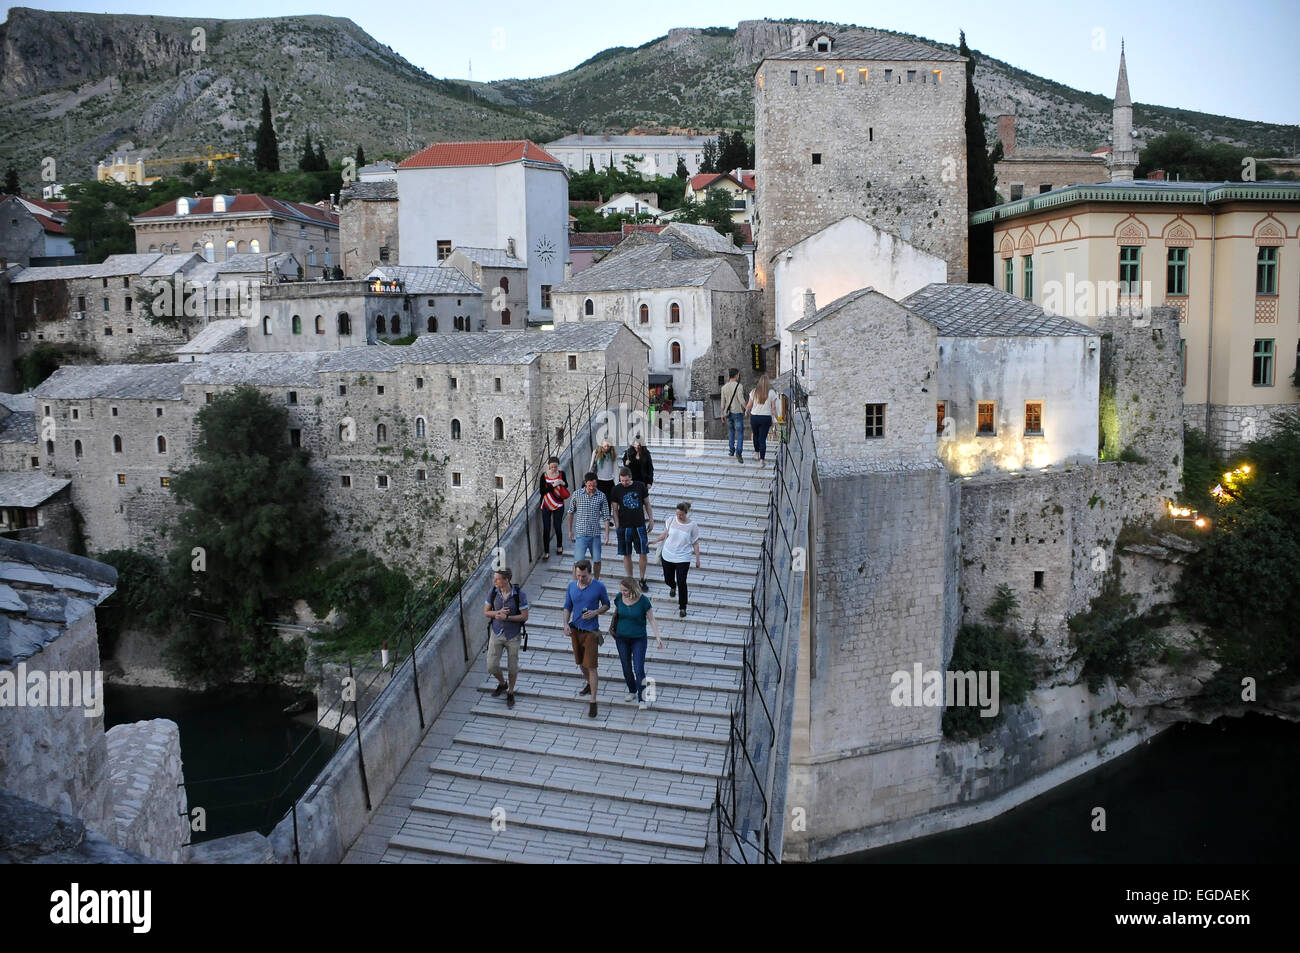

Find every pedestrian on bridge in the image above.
[611,577,664,710]
[651,501,702,618]
[590,438,619,519]
[612,466,653,591]
[721,368,747,463]
[745,375,777,469]
[623,435,654,493]
[539,457,568,560]
[566,472,611,579]
[483,568,529,710]
[564,559,610,718]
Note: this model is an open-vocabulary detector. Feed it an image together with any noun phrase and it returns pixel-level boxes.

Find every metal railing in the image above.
[714,375,813,863]
[177,369,650,854]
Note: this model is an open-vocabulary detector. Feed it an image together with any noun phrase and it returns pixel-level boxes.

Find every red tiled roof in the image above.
[569,200,600,208]
[690,172,749,192]
[740,173,756,191]
[622,224,666,235]
[134,194,338,225]
[570,231,623,247]
[735,223,753,244]
[689,173,723,190]
[398,140,562,170]
[23,196,70,215]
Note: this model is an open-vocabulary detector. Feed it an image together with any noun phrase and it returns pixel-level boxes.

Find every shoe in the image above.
[588,702,598,719]
[543,552,550,561]
[506,693,515,709]
[492,682,508,697]
[668,587,676,599]
[639,577,648,590]
[557,548,564,556]
[623,692,637,703]
[679,608,687,618]
[737,456,744,464]
[578,683,591,696]
[727,450,735,457]
[638,700,649,710]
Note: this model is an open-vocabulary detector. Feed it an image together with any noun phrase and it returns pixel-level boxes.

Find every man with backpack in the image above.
[483,568,529,709]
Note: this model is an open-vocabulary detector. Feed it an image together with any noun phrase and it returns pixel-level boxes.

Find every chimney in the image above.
[1149,169,1166,181]
[802,289,817,319]
[564,261,572,281]
[997,114,1016,157]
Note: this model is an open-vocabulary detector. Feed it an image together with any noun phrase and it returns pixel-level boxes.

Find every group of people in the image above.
[720,368,779,467]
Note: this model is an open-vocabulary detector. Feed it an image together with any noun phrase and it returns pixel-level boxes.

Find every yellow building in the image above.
[974,181,1300,450]
[95,154,160,186]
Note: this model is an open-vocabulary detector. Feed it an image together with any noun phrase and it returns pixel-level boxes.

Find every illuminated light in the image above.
[1240,464,1251,474]
[1210,484,1224,498]
[1194,518,1207,528]
[1222,472,1233,484]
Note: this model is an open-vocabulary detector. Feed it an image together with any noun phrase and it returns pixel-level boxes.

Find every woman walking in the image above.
[538,456,569,560]
[590,437,619,520]
[745,375,777,468]
[652,501,701,618]
[623,435,654,493]
[610,577,664,709]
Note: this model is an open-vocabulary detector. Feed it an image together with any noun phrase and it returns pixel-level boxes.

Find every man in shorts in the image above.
[563,559,609,718]
[611,466,654,590]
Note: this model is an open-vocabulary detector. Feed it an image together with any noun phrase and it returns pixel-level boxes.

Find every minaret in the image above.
[1110,40,1138,181]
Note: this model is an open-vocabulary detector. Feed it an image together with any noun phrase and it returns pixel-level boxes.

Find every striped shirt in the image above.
[565,487,611,538]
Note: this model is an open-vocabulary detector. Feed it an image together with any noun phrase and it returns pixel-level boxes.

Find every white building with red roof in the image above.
[395,140,569,322]
[131,193,339,276]
[682,170,755,225]
[0,195,76,267]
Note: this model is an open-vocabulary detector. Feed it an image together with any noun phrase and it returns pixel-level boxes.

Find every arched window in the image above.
[376,315,386,334]
[250,239,261,254]
[639,303,649,324]
[451,419,462,440]
[225,239,236,260]
[391,315,401,335]
[454,316,463,331]
[427,316,437,332]
[670,302,681,324]
[499,276,509,293]
[203,241,215,262]
[671,341,682,364]
[376,423,387,443]
[415,417,426,438]
[113,435,122,453]
[493,417,504,440]
[157,435,167,453]
[501,308,511,326]
[291,314,302,335]
[237,240,247,253]
[338,422,348,441]
[262,315,271,335]
[315,315,324,334]
[584,298,594,316]
[338,312,351,335]
[74,439,83,459]
[192,241,202,254]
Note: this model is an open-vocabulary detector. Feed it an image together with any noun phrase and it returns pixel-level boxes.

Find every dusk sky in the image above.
[9,1,1300,127]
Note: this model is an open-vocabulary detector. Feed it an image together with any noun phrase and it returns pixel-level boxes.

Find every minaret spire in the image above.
[1110,39,1138,181]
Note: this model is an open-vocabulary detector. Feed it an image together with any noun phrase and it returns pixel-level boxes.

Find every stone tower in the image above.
[753,28,969,338]
[1109,41,1139,181]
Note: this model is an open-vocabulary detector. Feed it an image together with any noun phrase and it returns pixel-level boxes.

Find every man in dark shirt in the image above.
[611,466,654,590]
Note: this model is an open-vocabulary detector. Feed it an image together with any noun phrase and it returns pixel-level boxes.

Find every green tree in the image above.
[254,87,280,172]
[1135,131,1276,181]
[315,142,328,173]
[942,584,1036,738]
[63,180,138,262]
[588,155,595,173]
[167,386,327,660]
[961,31,999,284]
[3,165,18,194]
[719,131,748,173]
[355,144,367,168]
[675,155,689,179]
[700,137,719,174]
[299,131,316,172]
[673,187,736,244]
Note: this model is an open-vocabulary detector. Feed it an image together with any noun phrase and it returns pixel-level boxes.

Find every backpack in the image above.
[487,584,529,651]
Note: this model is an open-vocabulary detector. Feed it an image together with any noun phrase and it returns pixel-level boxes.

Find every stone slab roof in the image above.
[183,352,327,387]
[787,288,878,333]
[0,405,35,444]
[402,323,630,366]
[174,319,249,355]
[662,223,739,255]
[0,472,70,508]
[32,363,195,400]
[452,247,526,269]
[0,537,117,667]
[555,249,725,293]
[139,253,200,277]
[902,283,1095,336]
[368,265,482,295]
[10,253,163,283]
[342,181,398,200]
[772,30,964,62]
[0,393,34,415]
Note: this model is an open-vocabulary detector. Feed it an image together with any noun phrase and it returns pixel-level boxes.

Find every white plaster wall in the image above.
[937,334,1100,475]
[774,216,947,372]
[522,164,570,320]
[398,166,504,265]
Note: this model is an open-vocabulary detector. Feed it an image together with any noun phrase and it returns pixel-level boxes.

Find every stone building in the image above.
[0,194,76,267]
[445,248,527,330]
[0,393,37,471]
[338,179,398,277]
[363,266,484,337]
[30,324,647,560]
[754,29,969,339]
[0,472,74,549]
[976,179,1300,450]
[132,193,339,273]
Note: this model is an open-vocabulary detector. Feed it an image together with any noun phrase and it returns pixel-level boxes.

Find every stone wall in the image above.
[0,485,76,551]
[993,156,1108,201]
[1188,401,1298,454]
[688,289,764,407]
[1097,306,1183,465]
[339,193,398,278]
[105,718,188,863]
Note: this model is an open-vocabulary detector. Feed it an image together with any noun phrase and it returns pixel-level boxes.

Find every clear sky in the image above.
[9,1,1300,126]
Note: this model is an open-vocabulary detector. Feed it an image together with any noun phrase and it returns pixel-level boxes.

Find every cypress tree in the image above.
[300,131,316,172]
[355,144,367,168]
[315,142,327,172]
[675,155,688,179]
[961,31,998,284]
[254,87,280,172]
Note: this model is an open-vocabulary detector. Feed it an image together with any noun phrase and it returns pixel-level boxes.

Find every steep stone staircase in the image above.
[343,438,774,863]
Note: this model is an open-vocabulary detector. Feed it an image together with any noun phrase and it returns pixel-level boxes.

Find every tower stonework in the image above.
[1109,41,1138,181]
[754,31,969,338]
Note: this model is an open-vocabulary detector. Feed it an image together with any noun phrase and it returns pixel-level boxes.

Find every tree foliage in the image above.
[674,155,689,179]
[3,165,18,194]
[700,137,719,174]
[254,87,280,172]
[1135,131,1283,181]
[671,187,738,244]
[942,585,1036,739]
[961,31,999,284]
[63,180,137,262]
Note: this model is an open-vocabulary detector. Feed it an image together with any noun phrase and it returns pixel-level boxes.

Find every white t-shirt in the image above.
[661,516,701,563]
[750,392,777,417]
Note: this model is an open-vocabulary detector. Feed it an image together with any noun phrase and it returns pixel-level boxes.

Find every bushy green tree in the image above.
[1136,131,1278,181]
[355,144,367,168]
[700,137,719,174]
[942,584,1036,738]
[63,180,139,262]
[674,155,688,179]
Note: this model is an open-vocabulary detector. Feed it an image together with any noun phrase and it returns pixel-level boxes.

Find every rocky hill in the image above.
[1,9,1293,194]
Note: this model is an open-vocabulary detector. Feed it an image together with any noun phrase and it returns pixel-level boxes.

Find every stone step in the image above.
[532,584,754,612]
[521,606,749,643]
[453,717,728,779]
[524,596,752,630]
[411,776,708,850]
[427,745,716,812]
[531,572,756,600]
[504,636,741,677]
[388,822,705,864]
[490,651,741,696]
[470,693,731,745]
[472,670,733,716]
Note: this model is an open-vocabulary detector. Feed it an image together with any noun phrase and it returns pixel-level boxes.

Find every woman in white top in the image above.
[651,501,702,617]
[745,375,778,468]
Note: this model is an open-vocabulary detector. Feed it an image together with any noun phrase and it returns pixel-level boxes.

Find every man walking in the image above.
[564,559,610,718]
[483,568,529,709]
[721,367,746,463]
[566,471,611,579]
[611,466,653,590]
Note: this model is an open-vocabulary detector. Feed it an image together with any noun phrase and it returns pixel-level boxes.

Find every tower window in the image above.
[811,153,822,165]
[864,403,885,438]
[858,68,868,84]
[790,70,798,86]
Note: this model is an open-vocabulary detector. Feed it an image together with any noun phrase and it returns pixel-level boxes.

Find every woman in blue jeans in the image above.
[610,577,664,710]
[745,375,777,468]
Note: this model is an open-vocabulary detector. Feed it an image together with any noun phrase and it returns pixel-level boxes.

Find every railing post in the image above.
[455,537,469,663]
[407,614,426,730]
[523,457,533,564]
[349,658,372,812]
[291,801,301,864]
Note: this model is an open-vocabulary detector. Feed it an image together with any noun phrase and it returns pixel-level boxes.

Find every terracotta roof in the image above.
[622,224,666,235]
[134,194,338,226]
[568,200,600,208]
[735,223,753,244]
[690,173,744,191]
[397,140,563,170]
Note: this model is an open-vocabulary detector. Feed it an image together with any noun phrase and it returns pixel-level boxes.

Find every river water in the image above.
[829,713,1299,863]
[104,683,334,844]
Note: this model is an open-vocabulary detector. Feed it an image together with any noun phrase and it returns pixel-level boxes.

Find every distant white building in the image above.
[544,134,708,178]
[395,140,569,322]
[596,193,665,220]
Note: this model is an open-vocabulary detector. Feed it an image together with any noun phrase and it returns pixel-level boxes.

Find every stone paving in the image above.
[343,440,773,863]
